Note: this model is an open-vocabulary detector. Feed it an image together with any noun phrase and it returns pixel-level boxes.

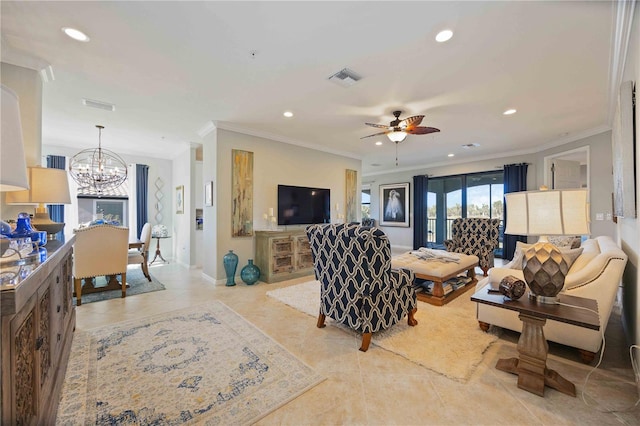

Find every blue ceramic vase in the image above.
[223,250,238,286]
[241,259,260,285]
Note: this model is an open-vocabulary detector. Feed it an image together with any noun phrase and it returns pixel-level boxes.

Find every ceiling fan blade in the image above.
[360,131,389,139]
[400,115,424,128]
[365,123,390,129]
[407,126,440,135]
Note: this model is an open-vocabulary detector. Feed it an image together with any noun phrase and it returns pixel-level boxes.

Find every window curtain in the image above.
[412,175,429,249]
[46,155,66,240]
[503,163,528,260]
[136,164,149,238]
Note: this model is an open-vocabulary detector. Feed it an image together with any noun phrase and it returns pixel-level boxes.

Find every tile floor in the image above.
[68,263,640,425]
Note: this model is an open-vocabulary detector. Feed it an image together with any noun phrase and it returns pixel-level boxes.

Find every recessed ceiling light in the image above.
[375,141,383,146]
[283,111,293,118]
[435,30,453,43]
[62,27,90,42]
[503,109,517,115]
[448,153,455,157]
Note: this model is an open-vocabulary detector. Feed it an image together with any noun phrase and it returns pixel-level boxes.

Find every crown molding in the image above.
[607,0,636,124]
[197,121,217,138]
[213,121,362,161]
[363,125,611,177]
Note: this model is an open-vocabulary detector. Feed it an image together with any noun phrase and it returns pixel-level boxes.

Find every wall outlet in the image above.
[606,213,612,221]
[595,213,604,221]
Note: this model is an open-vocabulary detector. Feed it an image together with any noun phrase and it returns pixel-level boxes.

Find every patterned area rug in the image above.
[57,302,325,425]
[267,281,499,382]
[74,268,165,305]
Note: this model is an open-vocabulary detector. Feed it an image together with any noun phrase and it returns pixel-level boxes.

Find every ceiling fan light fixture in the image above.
[387,131,407,143]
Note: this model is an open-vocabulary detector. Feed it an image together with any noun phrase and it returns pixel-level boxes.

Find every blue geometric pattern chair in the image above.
[306,223,418,352]
[443,218,500,276]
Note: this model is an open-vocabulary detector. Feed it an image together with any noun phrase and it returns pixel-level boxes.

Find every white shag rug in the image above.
[57,301,324,425]
[267,281,499,382]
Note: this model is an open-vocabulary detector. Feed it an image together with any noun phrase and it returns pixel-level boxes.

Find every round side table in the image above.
[149,235,171,265]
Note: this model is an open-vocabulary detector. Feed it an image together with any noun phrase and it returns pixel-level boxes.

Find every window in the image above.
[423,171,504,256]
[361,189,371,218]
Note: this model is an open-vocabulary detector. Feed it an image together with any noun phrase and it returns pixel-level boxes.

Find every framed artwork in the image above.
[345,169,358,223]
[175,185,184,214]
[204,181,213,207]
[231,149,254,237]
[379,182,409,227]
[612,80,637,218]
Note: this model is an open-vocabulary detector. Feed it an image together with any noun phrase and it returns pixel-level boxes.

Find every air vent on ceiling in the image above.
[328,68,362,87]
[461,143,480,149]
[82,98,115,112]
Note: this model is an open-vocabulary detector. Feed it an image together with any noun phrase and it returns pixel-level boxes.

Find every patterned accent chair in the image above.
[443,218,500,276]
[306,223,418,352]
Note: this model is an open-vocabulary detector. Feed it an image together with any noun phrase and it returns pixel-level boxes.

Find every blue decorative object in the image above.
[11,213,47,246]
[223,250,238,286]
[241,259,260,285]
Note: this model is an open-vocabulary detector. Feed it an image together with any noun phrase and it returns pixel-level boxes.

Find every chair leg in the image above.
[407,307,418,326]
[74,278,82,306]
[359,332,372,352]
[142,256,151,281]
[481,266,489,276]
[478,321,490,332]
[316,312,326,328]
[121,272,127,298]
[578,349,596,364]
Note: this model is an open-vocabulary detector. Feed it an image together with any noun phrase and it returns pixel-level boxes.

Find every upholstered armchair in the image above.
[444,218,500,276]
[73,224,129,306]
[306,223,418,352]
[128,222,152,281]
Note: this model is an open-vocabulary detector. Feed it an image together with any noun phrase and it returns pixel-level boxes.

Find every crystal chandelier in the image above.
[69,125,127,195]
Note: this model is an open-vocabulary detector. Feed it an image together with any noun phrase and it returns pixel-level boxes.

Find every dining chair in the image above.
[73,224,129,306]
[129,222,152,281]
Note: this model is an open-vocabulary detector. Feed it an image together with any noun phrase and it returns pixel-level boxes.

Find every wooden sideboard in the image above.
[254,229,314,283]
[1,237,75,425]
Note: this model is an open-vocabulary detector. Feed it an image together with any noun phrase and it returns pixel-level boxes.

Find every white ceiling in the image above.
[1,1,618,175]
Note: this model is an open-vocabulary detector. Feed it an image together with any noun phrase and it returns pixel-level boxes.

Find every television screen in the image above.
[277,185,331,225]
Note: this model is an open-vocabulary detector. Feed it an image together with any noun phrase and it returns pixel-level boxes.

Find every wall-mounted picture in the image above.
[205,181,213,207]
[379,182,409,227]
[176,185,184,214]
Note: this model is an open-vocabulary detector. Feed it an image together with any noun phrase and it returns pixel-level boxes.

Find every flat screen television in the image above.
[277,185,331,225]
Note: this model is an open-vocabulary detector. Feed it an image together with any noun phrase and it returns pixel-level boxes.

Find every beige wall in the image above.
[619,6,639,348]
[203,128,361,282]
[364,130,615,253]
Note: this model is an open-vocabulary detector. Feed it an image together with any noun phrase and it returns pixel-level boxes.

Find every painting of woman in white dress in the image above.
[379,183,410,227]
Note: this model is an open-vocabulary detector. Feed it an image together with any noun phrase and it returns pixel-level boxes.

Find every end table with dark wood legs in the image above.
[149,235,170,265]
[471,289,599,397]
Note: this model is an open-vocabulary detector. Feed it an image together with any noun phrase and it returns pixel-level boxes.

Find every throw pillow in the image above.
[548,235,582,249]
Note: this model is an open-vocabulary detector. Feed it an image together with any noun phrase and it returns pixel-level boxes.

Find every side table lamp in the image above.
[5,166,72,238]
[504,188,590,304]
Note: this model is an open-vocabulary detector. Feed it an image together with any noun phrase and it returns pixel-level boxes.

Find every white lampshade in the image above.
[387,131,407,143]
[0,85,29,191]
[5,166,72,205]
[504,188,590,236]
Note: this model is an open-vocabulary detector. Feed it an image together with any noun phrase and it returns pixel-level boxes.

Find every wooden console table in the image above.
[471,289,599,397]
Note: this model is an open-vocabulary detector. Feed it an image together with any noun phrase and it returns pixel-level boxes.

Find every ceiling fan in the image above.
[361,110,440,165]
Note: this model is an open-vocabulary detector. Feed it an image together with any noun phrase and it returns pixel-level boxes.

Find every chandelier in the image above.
[69,125,127,195]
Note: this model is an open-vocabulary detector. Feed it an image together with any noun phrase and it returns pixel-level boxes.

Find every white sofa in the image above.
[474,236,628,363]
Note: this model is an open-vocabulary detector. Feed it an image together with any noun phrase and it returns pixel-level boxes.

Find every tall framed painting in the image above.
[379,182,409,227]
[345,169,358,223]
[175,185,184,214]
[612,80,637,218]
[231,149,254,237]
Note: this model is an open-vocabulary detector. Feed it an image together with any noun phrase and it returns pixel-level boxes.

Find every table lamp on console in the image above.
[504,188,590,304]
[5,166,72,239]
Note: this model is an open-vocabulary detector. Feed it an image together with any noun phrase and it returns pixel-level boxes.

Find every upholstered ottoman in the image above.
[392,251,479,306]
